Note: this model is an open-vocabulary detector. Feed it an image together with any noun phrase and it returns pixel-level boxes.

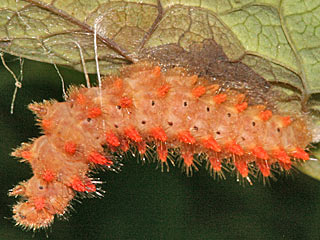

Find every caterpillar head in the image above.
[9,176,74,230]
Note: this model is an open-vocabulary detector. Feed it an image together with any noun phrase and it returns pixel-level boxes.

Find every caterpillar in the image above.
[9,61,312,230]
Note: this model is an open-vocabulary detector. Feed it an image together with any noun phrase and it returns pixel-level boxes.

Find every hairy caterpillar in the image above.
[10,61,311,230]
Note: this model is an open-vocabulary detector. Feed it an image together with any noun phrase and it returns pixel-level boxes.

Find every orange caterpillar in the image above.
[10,62,311,230]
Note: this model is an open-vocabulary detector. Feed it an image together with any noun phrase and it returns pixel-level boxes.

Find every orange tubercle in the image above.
[87,151,113,165]
[259,110,272,121]
[191,86,206,98]
[120,96,133,108]
[64,141,77,155]
[202,136,221,152]
[150,127,168,142]
[235,102,248,113]
[33,197,46,211]
[281,116,292,127]
[71,176,86,192]
[227,141,244,156]
[213,94,227,104]
[252,146,269,160]
[273,149,291,164]
[178,131,196,144]
[105,130,120,147]
[87,107,102,118]
[292,147,309,161]
[42,170,55,182]
[76,93,86,105]
[157,84,171,97]
[124,126,143,142]
[42,119,51,130]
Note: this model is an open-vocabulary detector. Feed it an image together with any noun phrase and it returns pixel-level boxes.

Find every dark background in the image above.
[0,56,320,240]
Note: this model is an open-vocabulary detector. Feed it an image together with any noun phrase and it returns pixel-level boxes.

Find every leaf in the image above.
[0,1,319,176]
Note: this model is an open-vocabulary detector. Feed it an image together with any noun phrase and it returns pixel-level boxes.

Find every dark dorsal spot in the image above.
[241,137,246,141]
[114,124,119,128]
[227,113,231,118]
[116,105,121,110]
[216,131,221,135]
[168,121,173,126]
[193,126,199,131]
[141,120,146,125]
[151,100,155,106]
[184,101,188,107]
[206,107,210,112]
[87,118,92,122]
[277,128,280,133]
[39,185,44,190]
[252,121,256,127]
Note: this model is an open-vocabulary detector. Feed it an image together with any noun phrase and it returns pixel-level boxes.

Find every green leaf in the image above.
[0,1,319,176]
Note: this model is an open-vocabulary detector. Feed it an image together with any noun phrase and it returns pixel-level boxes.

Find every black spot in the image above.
[227,113,231,117]
[252,121,256,127]
[193,126,199,131]
[241,137,246,141]
[206,107,210,112]
[216,131,221,135]
[116,105,121,110]
[39,186,44,190]
[184,101,188,107]
[151,100,155,106]
[168,121,173,126]
[87,118,92,122]
[277,128,281,133]
[114,124,119,128]
[141,120,146,125]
